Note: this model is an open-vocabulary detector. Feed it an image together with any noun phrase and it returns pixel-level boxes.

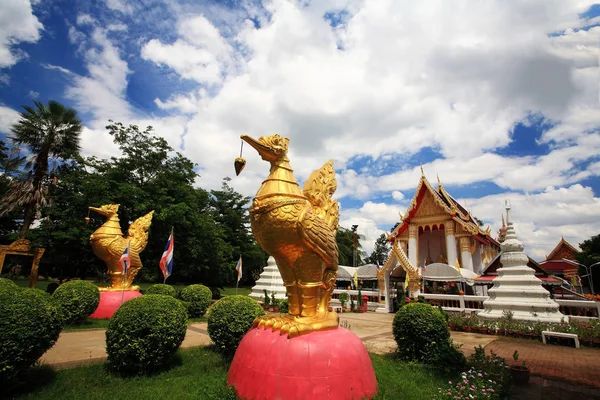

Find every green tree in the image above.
[0,141,22,241]
[35,121,232,286]
[210,178,267,286]
[1,101,82,238]
[337,227,365,266]
[365,233,391,265]
[577,233,600,293]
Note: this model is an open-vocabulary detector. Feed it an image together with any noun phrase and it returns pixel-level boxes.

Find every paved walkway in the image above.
[40,323,211,370]
[40,312,600,399]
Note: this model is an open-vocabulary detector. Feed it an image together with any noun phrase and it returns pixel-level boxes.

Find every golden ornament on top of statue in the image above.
[88,204,154,291]
[237,133,340,338]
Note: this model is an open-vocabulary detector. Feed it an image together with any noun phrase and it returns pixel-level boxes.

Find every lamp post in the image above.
[563,259,600,296]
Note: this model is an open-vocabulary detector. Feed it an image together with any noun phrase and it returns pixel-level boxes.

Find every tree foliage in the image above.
[337,227,365,266]
[1,101,82,238]
[210,177,267,285]
[30,121,249,286]
[365,233,391,265]
[577,233,600,292]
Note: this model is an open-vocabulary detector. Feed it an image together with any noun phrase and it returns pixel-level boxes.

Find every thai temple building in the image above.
[377,171,501,311]
[478,202,564,322]
[539,238,581,284]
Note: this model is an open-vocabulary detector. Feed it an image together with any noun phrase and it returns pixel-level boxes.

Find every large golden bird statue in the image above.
[88,204,154,291]
[239,134,339,337]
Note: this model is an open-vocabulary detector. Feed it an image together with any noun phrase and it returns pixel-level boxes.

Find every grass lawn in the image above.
[9,348,453,400]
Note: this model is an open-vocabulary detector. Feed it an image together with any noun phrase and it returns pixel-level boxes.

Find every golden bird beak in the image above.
[240,134,277,162]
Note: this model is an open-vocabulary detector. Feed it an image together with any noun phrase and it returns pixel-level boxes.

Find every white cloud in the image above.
[0,106,19,134]
[28,90,38,98]
[0,0,43,67]
[42,1,600,261]
[141,14,234,84]
[104,0,133,15]
[392,191,404,201]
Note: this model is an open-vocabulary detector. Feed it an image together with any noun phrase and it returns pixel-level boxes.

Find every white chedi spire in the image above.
[249,256,287,302]
[478,201,564,322]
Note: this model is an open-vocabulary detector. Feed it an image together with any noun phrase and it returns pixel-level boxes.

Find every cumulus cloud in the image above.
[0,105,20,134]
[42,1,600,259]
[0,0,43,67]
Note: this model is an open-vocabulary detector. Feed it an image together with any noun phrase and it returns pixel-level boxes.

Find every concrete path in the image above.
[40,323,211,370]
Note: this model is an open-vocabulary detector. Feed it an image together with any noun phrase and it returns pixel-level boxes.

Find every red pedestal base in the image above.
[89,291,142,319]
[227,327,378,400]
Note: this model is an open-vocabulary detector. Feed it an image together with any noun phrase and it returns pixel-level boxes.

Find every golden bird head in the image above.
[240,134,289,162]
[89,204,120,217]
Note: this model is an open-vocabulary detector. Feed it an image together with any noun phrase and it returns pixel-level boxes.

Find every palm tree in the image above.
[1,100,82,238]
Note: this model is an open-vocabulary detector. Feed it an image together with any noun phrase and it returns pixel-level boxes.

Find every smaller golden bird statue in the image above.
[88,204,154,291]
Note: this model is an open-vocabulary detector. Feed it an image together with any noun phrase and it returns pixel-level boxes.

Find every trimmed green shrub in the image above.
[106,294,187,375]
[279,298,289,313]
[52,280,100,324]
[393,302,451,362]
[0,277,18,291]
[207,295,264,356]
[146,283,177,297]
[180,284,212,317]
[0,287,63,385]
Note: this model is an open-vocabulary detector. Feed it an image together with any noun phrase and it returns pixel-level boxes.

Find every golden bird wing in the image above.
[127,211,154,255]
[298,206,339,268]
[302,159,338,231]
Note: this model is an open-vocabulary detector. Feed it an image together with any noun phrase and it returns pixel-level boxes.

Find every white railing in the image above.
[422,294,487,312]
[556,299,600,320]
[421,294,600,320]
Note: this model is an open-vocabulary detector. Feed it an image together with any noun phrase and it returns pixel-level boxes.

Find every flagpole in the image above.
[121,266,127,304]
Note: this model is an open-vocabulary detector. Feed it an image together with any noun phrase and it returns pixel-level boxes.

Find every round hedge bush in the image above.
[392,302,450,361]
[0,277,18,291]
[0,287,63,384]
[179,284,212,317]
[146,283,177,298]
[106,294,188,375]
[207,295,264,356]
[52,280,100,324]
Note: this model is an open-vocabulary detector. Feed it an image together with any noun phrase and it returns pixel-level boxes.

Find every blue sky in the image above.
[1,0,599,259]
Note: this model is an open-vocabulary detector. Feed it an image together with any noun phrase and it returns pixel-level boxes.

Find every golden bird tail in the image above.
[127,210,154,254]
[303,159,338,231]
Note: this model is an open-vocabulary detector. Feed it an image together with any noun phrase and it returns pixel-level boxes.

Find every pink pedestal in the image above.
[227,327,378,400]
[89,291,142,319]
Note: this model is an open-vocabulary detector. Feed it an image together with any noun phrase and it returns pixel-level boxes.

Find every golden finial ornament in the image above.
[237,134,339,338]
[420,164,424,176]
[88,204,154,291]
[234,139,246,176]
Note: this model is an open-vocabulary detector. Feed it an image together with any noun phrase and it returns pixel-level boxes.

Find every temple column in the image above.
[459,237,474,271]
[472,242,483,274]
[444,222,458,267]
[408,224,418,267]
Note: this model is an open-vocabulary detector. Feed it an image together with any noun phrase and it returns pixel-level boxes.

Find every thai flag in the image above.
[160,229,174,280]
[120,241,131,275]
[235,256,242,282]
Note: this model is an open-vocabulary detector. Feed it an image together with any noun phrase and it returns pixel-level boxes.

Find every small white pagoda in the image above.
[478,201,564,322]
[249,256,287,303]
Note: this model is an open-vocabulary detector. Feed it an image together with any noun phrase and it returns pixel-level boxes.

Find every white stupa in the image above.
[249,256,287,303]
[478,201,564,322]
